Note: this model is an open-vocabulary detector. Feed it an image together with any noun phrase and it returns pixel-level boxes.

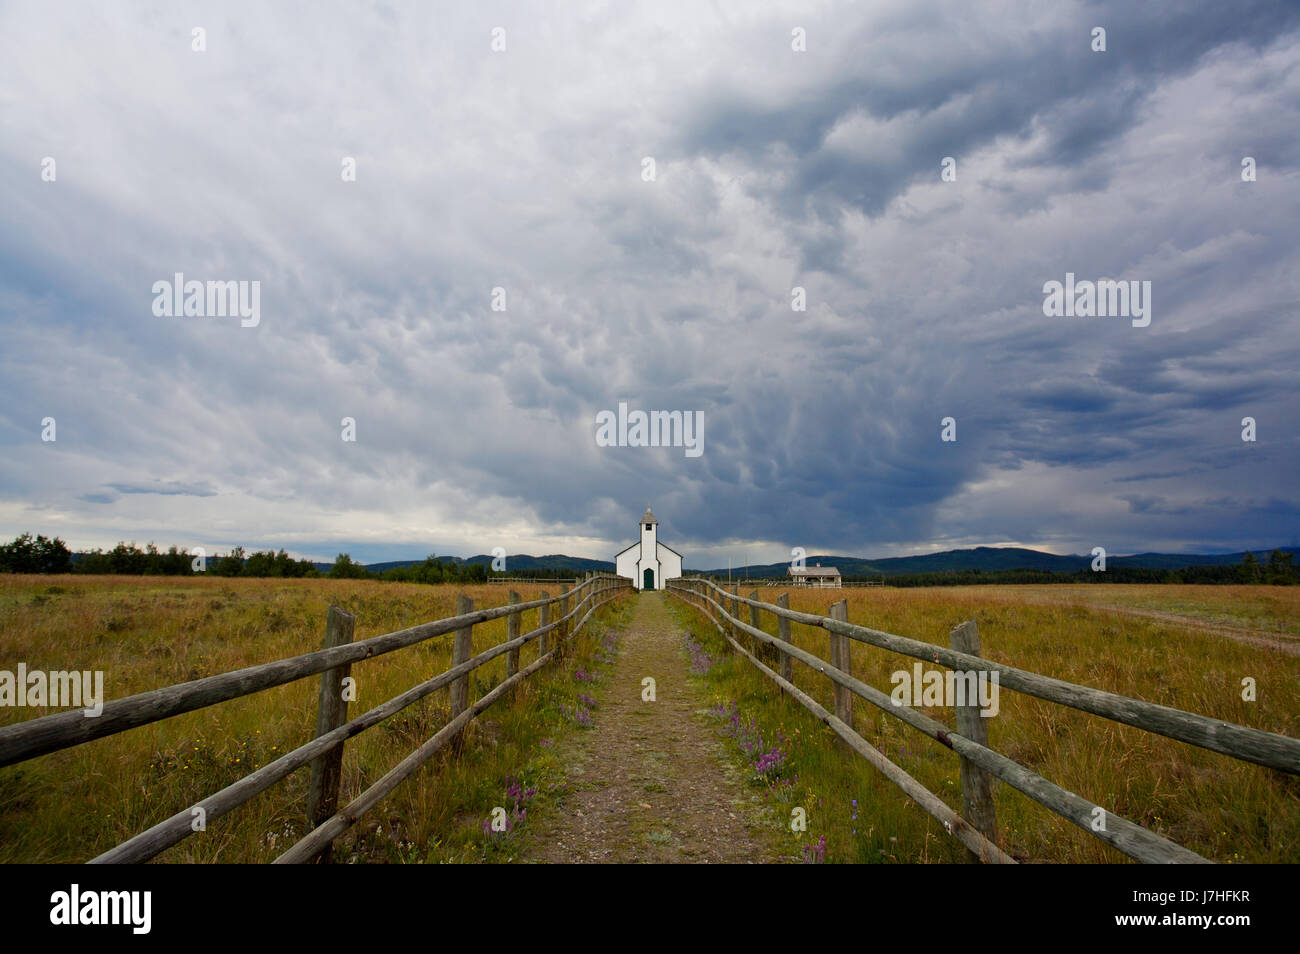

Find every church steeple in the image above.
[640,506,658,565]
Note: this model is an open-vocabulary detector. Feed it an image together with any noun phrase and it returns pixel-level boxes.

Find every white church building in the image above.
[615,507,683,591]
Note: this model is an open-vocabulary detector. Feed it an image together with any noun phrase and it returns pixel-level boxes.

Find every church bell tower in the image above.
[640,506,658,552]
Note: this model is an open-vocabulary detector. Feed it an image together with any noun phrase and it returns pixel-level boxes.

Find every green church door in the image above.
[643,567,655,590]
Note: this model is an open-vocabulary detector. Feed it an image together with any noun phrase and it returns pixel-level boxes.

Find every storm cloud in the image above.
[1,0,1297,567]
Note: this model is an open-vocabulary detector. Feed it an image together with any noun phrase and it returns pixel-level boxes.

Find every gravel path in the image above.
[527,592,774,863]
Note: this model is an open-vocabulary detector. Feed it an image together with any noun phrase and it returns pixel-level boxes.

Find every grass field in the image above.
[0,574,631,863]
[2,576,1297,863]
[667,583,1300,863]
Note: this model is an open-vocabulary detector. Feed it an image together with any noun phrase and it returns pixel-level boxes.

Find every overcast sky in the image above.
[2,1,1298,568]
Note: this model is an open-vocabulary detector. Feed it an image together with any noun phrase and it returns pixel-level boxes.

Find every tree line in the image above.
[841,550,1296,587]
[3,531,1294,586]
[0,533,498,583]
[332,553,490,584]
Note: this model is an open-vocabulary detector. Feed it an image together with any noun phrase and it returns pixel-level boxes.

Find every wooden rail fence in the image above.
[487,577,581,585]
[666,576,1300,864]
[0,572,631,863]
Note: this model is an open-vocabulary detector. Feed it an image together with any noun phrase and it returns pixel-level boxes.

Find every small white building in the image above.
[788,564,842,588]
[615,507,683,591]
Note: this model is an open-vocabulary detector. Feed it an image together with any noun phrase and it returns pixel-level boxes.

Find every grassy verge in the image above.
[670,596,959,863]
[362,597,633,864]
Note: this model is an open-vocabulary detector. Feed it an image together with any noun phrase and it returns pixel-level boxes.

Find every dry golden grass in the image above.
[3,577,1296,863]
[0,574,604,863]
[676,584,1300,863]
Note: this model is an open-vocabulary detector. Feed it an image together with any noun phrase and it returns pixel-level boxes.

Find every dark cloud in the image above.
[0,1,1296,564]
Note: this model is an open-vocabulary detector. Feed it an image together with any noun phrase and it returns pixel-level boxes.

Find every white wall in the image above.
[656,542,682,585]
[615,546,640,586]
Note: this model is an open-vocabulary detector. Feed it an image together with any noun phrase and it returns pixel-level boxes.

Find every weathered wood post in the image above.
[950,619,998,862]
[748,590,762,659]
[777,594,793,684]
[306,605,354,863]
[450,595,473,717]
[559,585,571,654]
[506,590,521,678]
[538,592,550,657]
[729,585,739,642]
[828,600,853,730]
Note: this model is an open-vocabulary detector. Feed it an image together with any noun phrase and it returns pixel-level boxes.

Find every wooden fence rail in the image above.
[487,577,581,585]
[667,577,1300,864]
[0,584,605,768]
[0,573,632,864]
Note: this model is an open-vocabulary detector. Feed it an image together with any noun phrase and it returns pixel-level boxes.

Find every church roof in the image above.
[641,506,658,525]
[616,539,683,560]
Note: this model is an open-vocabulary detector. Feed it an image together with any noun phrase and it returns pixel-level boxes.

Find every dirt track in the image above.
[526,592,774,863]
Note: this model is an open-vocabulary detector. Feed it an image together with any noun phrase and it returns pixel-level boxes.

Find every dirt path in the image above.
[979,589,1300,657]
[526,592,774,863]
[1088,605,1300,657]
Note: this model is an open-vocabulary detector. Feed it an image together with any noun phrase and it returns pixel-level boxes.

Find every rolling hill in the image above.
[315,545,1296,578]
[699,545,1299,579]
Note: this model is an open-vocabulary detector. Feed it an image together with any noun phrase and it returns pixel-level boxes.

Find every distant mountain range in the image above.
[702,545,1300,582]
[316,545,1297,578]
[700,546,1300,579]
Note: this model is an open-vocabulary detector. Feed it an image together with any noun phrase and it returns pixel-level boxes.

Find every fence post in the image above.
[306,605,355,864]
[777,594,793,684]
[450,595,473,718]
[559,586,571,652]
[828,600,853,730]
[506,591,521,678]
[950,619,998,862]
[748,590,762,658]
[538,592,550,657]
[729,585,739,641]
